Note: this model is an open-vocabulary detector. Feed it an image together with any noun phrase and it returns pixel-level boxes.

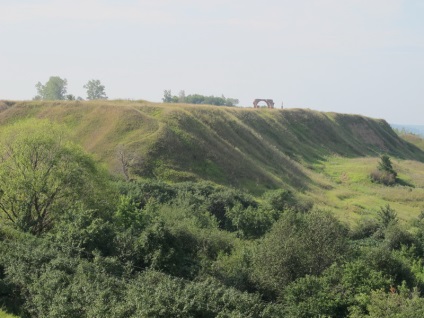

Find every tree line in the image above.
[34,76,107,101]
[2,121,424,317]
[162,89,239,106]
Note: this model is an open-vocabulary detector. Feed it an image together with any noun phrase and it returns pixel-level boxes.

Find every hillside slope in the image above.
[0,100,423,193]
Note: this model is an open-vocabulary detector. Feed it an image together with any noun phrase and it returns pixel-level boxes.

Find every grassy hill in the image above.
[1,99,424,223]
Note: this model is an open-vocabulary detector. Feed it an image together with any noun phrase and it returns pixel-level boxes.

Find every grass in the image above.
[308,156,424,226]
[0,310,18,318]
[1,100,424,221]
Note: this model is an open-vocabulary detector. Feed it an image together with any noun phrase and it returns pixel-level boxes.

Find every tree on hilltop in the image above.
[162,89,239,106]
[34,76,68,100]
[84,79,108,100]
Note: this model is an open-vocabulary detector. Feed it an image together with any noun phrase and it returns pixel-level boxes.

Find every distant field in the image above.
[391,123,424,137]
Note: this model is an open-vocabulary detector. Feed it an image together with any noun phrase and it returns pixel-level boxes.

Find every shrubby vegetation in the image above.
[370,154,398,186]
[0,120,114,235]
[162,89,239,106]
[2,122,424,317]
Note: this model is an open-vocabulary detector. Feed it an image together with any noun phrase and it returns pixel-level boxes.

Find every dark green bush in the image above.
[252,210,349,299]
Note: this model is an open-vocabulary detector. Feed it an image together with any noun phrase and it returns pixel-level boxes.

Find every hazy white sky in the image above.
[1,0,423,124]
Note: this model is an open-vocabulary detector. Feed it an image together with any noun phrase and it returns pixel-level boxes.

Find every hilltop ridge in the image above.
[0,100,423,193]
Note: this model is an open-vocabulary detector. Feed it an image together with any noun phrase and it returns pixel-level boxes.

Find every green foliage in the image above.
[282,260,391,317]
[360,246,415,287]
[370,154,398,185]
[34,76,68,100]
[136,219,200,278]
[116,180,177,209]
[0,230,282,317]
[252,210,349,299]
[162,90,239,106]
[84,79,107,100]
[383,224,415,250]
[211,241,257,292]
[162,89,173,103]
[2,178,424,317]
[261,189,297,212]
[131,196,233,278]
[121,271,284,318]
[50,206,116,257]
[350,284,424,318]
[378,154,397,177]
[0,120,114,235]
[411,216,424,257]
[377,204,398,229]
[2,101,424,316]
[226,204,274,238]
[204,186,258,230]
[66,94,76,101]
[114,195,144,230]
[350,218,380,240]
[0,235,126,317]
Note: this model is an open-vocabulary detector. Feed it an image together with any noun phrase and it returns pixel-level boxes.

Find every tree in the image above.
[83,79,107,100]
[162,90,173,103]
[370,154,397,185]
[378,154,397,177]
[162,90,239,106]
[224,97,239,106]
[377,204,398,229]
[252,210,348,299]
[178,90,186,103]
[34,76,68,100]
[0,120,110,235]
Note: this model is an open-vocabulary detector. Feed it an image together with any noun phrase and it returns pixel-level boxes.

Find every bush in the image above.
[350,284,424,318]
[252,210,349,299]
[121,271,283,318]
[370,154,397,186]
[350,218,380,240]
[370,170,396,186]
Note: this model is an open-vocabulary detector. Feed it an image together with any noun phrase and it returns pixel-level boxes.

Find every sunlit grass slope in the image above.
[307,156,424,225]
[1,100,423,196]
[0,309,18,318]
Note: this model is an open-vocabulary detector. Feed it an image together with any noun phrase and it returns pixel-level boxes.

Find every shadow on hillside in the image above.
[396,178,415,188]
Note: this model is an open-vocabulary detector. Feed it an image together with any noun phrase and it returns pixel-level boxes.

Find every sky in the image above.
[1,0,423,124]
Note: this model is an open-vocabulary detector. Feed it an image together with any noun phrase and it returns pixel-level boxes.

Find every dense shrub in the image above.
[252,210,349,299]
[0,233,284,317]
[370,169,396,185]
[121,271,284,318]
[350,218,380,240]
[350,284,424,318]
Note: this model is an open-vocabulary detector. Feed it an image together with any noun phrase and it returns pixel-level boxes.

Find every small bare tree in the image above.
[116,145,136,181]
